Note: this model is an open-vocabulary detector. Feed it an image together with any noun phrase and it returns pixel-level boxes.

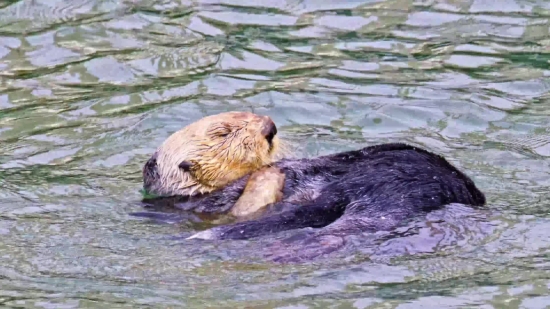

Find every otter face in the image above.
[152,111,281,196]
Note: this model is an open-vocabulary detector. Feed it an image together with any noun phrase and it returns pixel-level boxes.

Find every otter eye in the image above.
[218,130,230,137]
[178,161,192,172]
[209,124,232,138]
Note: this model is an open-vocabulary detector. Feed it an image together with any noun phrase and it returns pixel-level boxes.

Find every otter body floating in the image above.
[142,112,486,244]
[182,143,486,241]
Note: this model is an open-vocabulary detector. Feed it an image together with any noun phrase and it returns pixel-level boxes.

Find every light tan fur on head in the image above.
[153,111,284,196]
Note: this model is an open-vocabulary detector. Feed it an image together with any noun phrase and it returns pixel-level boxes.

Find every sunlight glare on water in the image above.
[1,0,550,307]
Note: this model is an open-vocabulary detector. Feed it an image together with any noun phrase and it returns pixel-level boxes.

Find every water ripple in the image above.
[1,0,550,307]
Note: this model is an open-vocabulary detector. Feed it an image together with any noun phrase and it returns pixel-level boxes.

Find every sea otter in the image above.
[143,111,283,198]
[141,112,486,248]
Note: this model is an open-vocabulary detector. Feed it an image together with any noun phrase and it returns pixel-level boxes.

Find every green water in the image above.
[1,0,550,307]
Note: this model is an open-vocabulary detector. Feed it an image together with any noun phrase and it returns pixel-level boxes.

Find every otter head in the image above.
[144,111,281,197]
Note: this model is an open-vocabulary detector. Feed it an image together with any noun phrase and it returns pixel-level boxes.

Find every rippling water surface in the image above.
[2,0,550,307]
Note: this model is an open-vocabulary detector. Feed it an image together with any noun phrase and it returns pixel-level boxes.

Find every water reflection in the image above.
[1,0,550,307]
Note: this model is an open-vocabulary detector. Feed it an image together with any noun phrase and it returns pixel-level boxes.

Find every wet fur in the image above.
[169,143,486,242]
[143,112,283,197]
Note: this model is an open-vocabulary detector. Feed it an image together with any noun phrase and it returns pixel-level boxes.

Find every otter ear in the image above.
[178,161,193,172]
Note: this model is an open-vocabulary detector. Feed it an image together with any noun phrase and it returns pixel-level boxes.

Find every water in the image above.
[1,0,550,307]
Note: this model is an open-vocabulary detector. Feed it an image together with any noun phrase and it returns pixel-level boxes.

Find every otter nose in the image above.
[261,118,277,144]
